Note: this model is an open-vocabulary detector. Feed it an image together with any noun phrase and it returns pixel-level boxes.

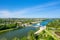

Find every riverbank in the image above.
[0,28,18,34]
[0,27,38,40]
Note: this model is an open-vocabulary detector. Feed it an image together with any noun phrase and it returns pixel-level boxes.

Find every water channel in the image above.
[0,19,52,40]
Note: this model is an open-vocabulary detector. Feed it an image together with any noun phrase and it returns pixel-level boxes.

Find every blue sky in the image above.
[0,0,60,18]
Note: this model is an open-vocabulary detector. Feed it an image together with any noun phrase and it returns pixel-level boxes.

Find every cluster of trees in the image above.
[46,19,60,29]
[0,23,17,30]
[0,18,39,30]
[0,18,23,30]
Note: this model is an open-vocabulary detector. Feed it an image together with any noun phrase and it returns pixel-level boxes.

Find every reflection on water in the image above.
[0,27,37,40]
[40,20,52,26]
[32,19,52,27]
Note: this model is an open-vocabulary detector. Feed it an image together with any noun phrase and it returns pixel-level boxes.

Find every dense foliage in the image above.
[0,18,39,30]
[0,18,60,40]
[46,19,60,30]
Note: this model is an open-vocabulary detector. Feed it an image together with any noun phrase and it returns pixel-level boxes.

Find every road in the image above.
[34,26,46,34]
[34,25,60,40]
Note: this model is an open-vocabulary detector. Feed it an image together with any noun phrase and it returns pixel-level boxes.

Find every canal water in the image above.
[0,19,52,40]
[32,19,52,27]
[0,27,37,40]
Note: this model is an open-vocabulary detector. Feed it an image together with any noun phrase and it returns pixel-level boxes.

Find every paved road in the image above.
[34,26,46,34]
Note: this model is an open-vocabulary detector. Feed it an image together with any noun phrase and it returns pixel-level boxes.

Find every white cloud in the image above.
[0,10,28,18]
[0,2,60,18]
[0,10,11,18]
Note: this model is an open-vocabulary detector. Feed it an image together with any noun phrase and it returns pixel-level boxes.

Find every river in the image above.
[0,19,52,40]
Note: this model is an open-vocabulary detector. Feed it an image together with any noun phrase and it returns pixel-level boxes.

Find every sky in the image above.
[0,0,60,18]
